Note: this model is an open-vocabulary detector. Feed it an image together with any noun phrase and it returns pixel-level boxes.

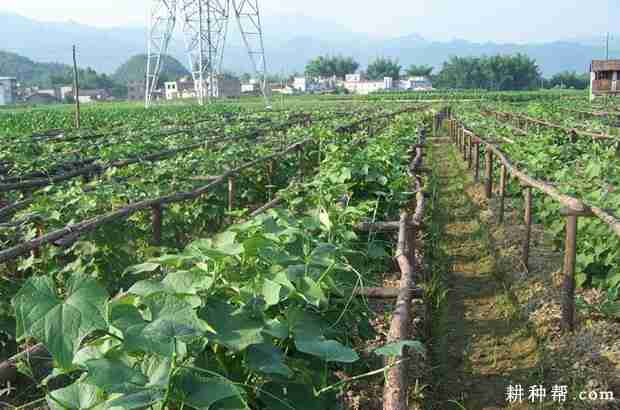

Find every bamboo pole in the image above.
[467,135,473,169]
[522,187,533,272]
[383,212,415,410]
[228,177,235,212]
[474,142,481,182]
[560,212,578,331]
[499,165,507,223]
[484,149,494,198]
[152,205,162,246]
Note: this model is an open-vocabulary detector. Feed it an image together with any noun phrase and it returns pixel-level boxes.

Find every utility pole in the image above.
[606,32,610,60]
[72,45,81,128]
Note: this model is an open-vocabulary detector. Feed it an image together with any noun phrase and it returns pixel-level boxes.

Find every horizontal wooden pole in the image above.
[354,286,424,299]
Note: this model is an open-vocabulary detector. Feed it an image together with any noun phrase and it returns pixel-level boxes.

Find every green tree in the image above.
[434,54,541,90]
[548,71,589,89]
[366,57,402,81]
[304,55,359,79]
[405,64,433,77]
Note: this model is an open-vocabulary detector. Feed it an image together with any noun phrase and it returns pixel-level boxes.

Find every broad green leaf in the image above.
[128,270,213,304]
[179,373,242,409]
[309,243,337,267]
[295,339,359,363]
[263,318,288,339]
[144,293,209,334]
[211,231,244,256]
[262,383,327,410]
[298,277,327,307]
[124,263,160,275]
[109,302,144,332]
[123,294,208,357]
[607,271,620,289]
[13,274,108,369]
[374,340,426,357]
[262,279,282,307]
[201,299,264,351]
[0,316,15,338]
[84,358,148,394]
[242,235,272,258]
[73,338,122,366]
[142,356,172,388]
[288,310,325,340]
[105,388,165,409]
[47,382,104,410]
[247,343,292,377]
[211,396,250,410]
[368,242,389,259]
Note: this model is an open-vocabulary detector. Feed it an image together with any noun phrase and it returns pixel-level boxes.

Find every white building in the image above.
[0,77,17,106]
[344,75,394,95]
[165,76,241,100]
[241,83,258,93]
[399,76,433,91]
[345,73,362,83]
[292,77,308,92]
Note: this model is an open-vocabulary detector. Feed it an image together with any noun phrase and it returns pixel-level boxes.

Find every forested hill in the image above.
[0,50,70,87]
[113,54,190,84]
[0,50,190,92]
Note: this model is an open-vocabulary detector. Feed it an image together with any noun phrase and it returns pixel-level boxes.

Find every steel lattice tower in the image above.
[145,0,269,107]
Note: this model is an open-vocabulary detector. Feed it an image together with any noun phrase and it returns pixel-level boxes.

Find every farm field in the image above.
[0,92,619,409]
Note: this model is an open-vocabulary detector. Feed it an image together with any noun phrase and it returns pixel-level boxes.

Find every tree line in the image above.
[301,54,591,90]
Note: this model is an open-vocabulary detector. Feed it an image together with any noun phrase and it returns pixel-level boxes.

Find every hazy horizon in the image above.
[0,0,617,44]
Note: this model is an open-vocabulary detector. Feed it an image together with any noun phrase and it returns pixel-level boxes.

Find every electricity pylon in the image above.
[145,0,270,107]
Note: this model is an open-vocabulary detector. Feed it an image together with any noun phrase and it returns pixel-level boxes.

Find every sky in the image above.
[0,0,617,43]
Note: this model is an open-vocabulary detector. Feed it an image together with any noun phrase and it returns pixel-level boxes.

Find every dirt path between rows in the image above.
[428,138,540,410]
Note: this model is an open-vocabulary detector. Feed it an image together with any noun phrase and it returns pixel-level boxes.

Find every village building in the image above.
[66,89,112,104]
[241,78,261,94]
[127,81,146,102]
[344,75,394,95]
[292,77,308,92]
[0,77,17,106]
[399,76,433,91]
[165,76,241,100]
[590,60,620,100]
[25,93,59,105]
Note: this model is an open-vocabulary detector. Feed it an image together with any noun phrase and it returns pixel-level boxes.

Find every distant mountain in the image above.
[0,50,70,87]
[113,54,190,84]
[0,11,618,77]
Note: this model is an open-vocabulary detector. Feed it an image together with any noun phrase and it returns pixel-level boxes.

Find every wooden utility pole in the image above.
[72,45,81,128]
[606,33,610,60]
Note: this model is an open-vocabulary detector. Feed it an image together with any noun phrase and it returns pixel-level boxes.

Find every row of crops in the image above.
[0,102,431,409]
[366,89,588,102]
[453,100,620,314]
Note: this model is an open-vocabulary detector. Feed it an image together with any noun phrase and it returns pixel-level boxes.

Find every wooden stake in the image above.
[522,187,532,272]
[72,45,81,129]
[484,149,493,198]
[560,213,578,331]
[464,131,469,161]
[499,165,507,223]
[152,205,162,246]
[468,136,474,169]
[228,177,235,212]
[474,142,481,182]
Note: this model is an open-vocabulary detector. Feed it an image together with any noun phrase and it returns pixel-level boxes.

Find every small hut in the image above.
[590,60,620,100]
